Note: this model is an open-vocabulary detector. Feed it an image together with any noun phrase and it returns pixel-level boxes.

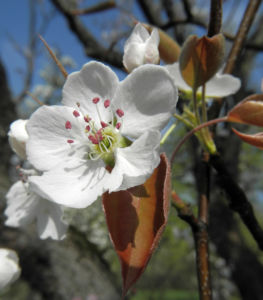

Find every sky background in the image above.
[0,0,262,101]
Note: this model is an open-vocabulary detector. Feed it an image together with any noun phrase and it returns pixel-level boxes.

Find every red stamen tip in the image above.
[116,109,124,118]
[92,97,100,104]
[65,121,72,129]
[67,139,74,144]
[84,116,91,123]
[73,110,80,117]
[116,122,121,129]
[104,99,110,108]
[101,121,108,128]
[85,125,90,132]
[88,135,99,144]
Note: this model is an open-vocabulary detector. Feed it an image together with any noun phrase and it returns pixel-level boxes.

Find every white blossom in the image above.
[123,23,160,72]
[26,61,178,208]
[0,249,21,290]
[8,119,28,160]
[5,179,68,240]
[165,62,241,98]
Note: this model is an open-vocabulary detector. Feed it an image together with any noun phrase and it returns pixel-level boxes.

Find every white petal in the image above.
[8,119,28,160]
[124,23,150,47]
[123,43,146,72]
[5,181,38,227]
[113,65,178,138]
[144,28,160,64]
[0,249,21,290]
[107,130,161,192]
[62,61,119,125]
[36,200,68,240]
[205,73,241,97]
[29,159,110,208]
[27,105,87,171]
[165,63,191,92]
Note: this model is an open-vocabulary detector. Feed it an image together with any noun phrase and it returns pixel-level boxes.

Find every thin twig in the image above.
[207,0,222,37]
[71,1,116,15]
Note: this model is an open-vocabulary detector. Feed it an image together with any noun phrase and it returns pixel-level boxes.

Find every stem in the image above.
[170,116,227,165]
[201,84,207,123]
[207,0,222,37]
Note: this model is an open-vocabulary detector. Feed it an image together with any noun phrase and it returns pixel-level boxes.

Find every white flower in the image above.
[123,23,160,72]
[0,248,21,290]
[5,179,68,240]
[165,62,241,98]
[26,61,178,208]
[8,119,28,160]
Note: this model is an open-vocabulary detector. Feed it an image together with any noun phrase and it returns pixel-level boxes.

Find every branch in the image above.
[207,0,222,37]
[50,0,123,69]
[209,154,263,251]
[137,0,163,26]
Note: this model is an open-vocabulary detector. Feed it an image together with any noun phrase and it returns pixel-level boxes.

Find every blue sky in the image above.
[0,0,262,100]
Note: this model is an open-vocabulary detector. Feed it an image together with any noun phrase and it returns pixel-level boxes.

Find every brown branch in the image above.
[207,0,222,37]
[50,0,123,69]
[223,0,261,74]
[71,1,116,15]
[172,190,212,300]
[209,154,263,251]
[137,0,163,26]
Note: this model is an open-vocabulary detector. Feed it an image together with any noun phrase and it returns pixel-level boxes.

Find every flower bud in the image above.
[123,23,160,73]
[8,119,28,160]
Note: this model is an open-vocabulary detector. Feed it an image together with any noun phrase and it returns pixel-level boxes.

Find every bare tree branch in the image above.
[50,0,123,69]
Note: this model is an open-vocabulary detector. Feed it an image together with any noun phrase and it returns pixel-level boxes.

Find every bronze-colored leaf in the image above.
[227,94,263,126]
[102,154,170,298]
[232,128,263,149]
[179,34,225,89]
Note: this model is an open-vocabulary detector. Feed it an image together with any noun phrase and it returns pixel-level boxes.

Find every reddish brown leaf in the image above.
[232,128,263,149]
[179,34,225,89]
[227,94,263,126]
[102,154,170,298]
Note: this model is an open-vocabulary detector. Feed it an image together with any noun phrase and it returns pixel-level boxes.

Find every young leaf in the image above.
[227,94,263,126]
[179,34,225,89]
[102,154,170,298]
[232,128,263,149]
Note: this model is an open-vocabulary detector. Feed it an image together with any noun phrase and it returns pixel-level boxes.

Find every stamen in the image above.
[65,121,72,129]
[85,125,90,132]
[73,110,80,117]
[67,139,74,144]
[92,97,100,104]
[88,135,99,144]
[116,109,124,118]
[84,116,92,123]
[101,121,108,128]
[116,122,121,130]
[101,141,110,153]
[104,99,110,108]
[76,102,80,107]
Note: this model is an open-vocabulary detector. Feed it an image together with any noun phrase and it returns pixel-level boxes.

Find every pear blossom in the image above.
[0,248,21,290]
[123,23,160,72]
[8,119,28,160]
[26,61,178,208]
[165,62,241,98]
[5,119,68,240]
[5,179,68,240]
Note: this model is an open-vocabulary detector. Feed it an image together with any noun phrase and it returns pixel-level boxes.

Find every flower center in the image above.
[65,98,130,168]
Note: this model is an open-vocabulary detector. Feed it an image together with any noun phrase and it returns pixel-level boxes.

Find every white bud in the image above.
[8,119,28,160]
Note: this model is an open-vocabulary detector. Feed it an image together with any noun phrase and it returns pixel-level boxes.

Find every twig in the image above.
[224,0,261,74]
[71,1,116,15]
[209,154,263,251]
[207,0,222,37]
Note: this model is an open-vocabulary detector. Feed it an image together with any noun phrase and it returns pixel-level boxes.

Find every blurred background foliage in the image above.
[1,0,263,299]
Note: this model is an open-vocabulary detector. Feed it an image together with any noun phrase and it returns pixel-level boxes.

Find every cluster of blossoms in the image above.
[3,23,241,290]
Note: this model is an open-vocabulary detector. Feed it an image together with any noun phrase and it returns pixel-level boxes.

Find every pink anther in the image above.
[101,121,108,128]
[84,116,91,123]
[115,122,121,130]
[67,139,74,144]
[85,125,90,132]
[92,97,100,104]
[73,110,80,117]
[104,99,110,108]
[116,109,124,118]
[88,135,99,145]
[65,121,72,129]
